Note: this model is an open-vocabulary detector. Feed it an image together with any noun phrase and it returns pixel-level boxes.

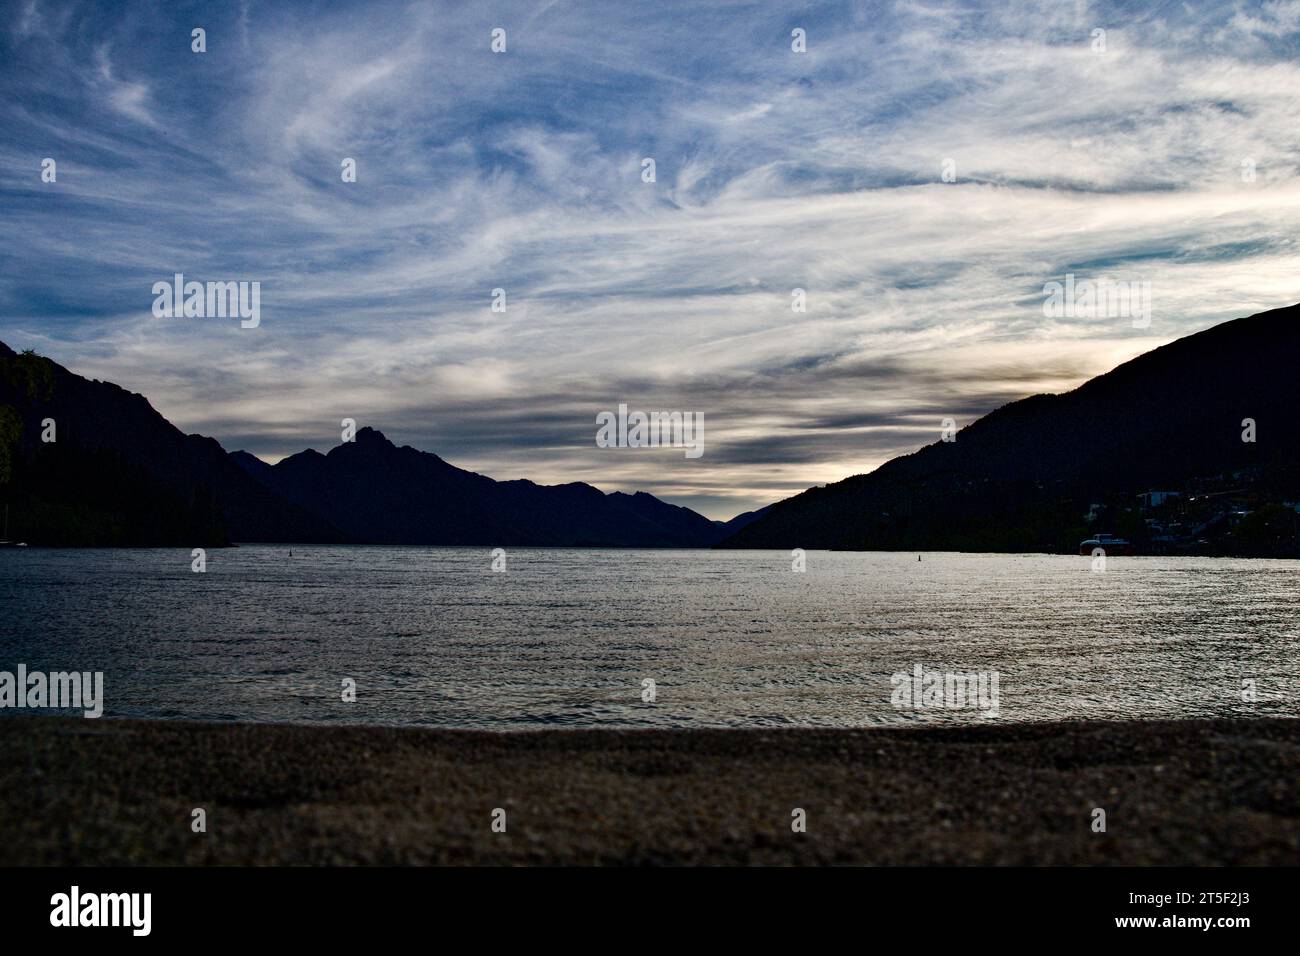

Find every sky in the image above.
[2,0,1299,519]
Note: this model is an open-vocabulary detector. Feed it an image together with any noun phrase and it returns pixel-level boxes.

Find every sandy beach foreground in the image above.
[1,716,1296,866]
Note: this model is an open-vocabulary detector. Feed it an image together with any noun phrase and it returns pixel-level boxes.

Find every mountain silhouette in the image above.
[231,426,725,546]
[719,303,1300,554]
[0,342,724,547]
[5,303,1298,551]
[0,342,345,545]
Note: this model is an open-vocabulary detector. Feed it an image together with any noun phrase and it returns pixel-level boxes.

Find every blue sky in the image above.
[3,0,1299,518]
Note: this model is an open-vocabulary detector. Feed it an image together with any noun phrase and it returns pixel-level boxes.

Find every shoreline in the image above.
[2,715,1296,865]
[6,545,1300,559]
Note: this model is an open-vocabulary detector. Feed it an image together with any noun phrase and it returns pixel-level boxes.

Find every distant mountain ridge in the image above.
[0,344,726,547]
[719,303,1300,555]
[5,302,1298,551]
[231,426,726,546]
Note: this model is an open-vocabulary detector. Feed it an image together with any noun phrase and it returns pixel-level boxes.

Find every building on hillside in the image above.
[1139,491,1181,509]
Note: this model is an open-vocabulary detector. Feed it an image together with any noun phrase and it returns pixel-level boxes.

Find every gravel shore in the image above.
[1,716,1296,865]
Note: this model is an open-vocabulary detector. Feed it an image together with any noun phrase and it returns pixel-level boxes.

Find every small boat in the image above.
[1079,533,1132,555]
[0,504,27,547]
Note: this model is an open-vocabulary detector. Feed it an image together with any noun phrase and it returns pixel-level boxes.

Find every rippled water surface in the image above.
[2,547,1297,727]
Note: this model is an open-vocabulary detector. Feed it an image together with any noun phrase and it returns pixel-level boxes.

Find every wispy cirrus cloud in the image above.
[2,0,1298,518]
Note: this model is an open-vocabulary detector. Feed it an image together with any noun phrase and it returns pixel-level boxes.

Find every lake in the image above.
[1,546,1296,727]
